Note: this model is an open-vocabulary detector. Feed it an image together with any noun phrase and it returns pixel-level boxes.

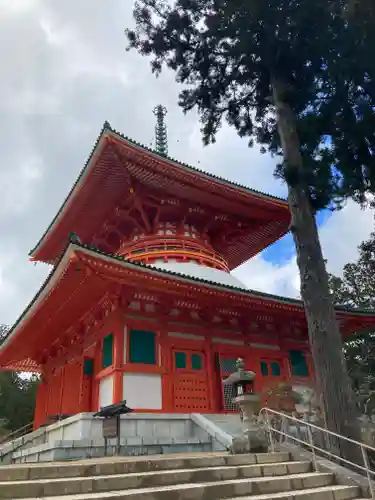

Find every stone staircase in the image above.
[0,451,367,500]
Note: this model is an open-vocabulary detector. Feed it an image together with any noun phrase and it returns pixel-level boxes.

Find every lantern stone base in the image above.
[231,394,268,454]
[231,431,267,454]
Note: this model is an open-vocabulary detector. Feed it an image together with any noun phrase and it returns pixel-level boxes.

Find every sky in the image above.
[0,0,373,326]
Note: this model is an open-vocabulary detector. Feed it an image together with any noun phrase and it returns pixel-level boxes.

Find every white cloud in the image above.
[233,255,298,297]
[184,123,285,196]
[235,201,374,298]
[0,0,40,17]
[1,159,43,217]
[320,202,374,276]
[0,0,372,327]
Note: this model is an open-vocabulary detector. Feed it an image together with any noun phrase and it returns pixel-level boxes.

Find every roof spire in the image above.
[153,105,168,157]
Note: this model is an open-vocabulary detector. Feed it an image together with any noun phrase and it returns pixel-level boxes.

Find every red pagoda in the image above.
[1,116,374,430]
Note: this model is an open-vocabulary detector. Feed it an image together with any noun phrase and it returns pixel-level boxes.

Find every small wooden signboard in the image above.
[102,416,119,438]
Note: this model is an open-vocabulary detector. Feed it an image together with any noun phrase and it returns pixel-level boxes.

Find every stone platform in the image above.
[1,413,242,464]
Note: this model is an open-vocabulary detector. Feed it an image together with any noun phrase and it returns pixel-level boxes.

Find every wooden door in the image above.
[172,349,210,412]
[258,358,284,406]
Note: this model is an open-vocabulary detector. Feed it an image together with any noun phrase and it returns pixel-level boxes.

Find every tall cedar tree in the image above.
[329,233,375,416]
[126,0,375,440]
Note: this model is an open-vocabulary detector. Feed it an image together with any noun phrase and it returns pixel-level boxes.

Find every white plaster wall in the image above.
[149,261,247,288]
[123,373,162,410]
[98,376,114,409]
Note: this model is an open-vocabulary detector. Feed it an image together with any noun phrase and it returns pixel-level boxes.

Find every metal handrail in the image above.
[0,422,33,445]
[259,407,375,499]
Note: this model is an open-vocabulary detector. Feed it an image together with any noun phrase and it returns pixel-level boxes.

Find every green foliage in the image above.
[329,233,375,416]
[329,233,375,309]
[345,336,375,417]
[0,372,38,432]
[345,0,375,49]
[0,325,38,431]
[126,0,375,210]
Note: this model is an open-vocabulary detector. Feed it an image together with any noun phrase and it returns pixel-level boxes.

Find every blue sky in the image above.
[262,210,331,265]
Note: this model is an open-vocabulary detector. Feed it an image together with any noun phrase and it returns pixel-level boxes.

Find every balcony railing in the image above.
[118,235,229,271]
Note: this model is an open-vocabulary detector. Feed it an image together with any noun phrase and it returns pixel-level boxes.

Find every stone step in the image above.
[202,414,243,438]
[0,452,291,482]
[0,461,312,498]
[17,472,335,500]
[228,485,361,499]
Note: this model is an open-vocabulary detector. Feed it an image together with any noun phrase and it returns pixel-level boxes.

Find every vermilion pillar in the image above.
[33,382,48,429]
[112,314,124,403]
[205,340,216,412]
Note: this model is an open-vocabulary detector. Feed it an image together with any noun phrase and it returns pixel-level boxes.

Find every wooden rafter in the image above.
[133,197,152,233]
[115,207,145,232]
[107,142,133,186]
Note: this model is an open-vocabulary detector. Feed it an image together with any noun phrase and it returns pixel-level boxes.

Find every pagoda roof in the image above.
[2,241,375,373]
[29,122,291,268]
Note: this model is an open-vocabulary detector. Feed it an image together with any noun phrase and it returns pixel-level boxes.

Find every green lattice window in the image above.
[270,361,281,376]
[220,357,237,373]
[289,350,309,377]
[260,361,268,376]
[129,330,156,365]
[102,333,113,369]
[83,358,94,376]
[191,353,202,370]
[175,351,187,369]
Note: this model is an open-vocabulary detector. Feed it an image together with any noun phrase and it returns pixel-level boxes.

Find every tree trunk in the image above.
[271,79,361,454]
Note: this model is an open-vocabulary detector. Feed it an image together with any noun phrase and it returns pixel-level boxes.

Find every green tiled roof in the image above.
[29,121,288,258]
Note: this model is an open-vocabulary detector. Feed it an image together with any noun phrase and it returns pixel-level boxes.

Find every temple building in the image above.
[1,114,374,430]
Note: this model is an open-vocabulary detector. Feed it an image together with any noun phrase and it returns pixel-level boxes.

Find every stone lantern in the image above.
[224,358,267,453]
[224,358,255,397]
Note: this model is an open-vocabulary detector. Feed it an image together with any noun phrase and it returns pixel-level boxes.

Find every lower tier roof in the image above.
[1,241,375,373]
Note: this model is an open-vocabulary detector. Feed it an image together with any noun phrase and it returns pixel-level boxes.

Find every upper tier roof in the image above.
[29,122,291,268]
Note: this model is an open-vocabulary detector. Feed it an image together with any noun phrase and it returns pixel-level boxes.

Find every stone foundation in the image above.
[1,413,235,463]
